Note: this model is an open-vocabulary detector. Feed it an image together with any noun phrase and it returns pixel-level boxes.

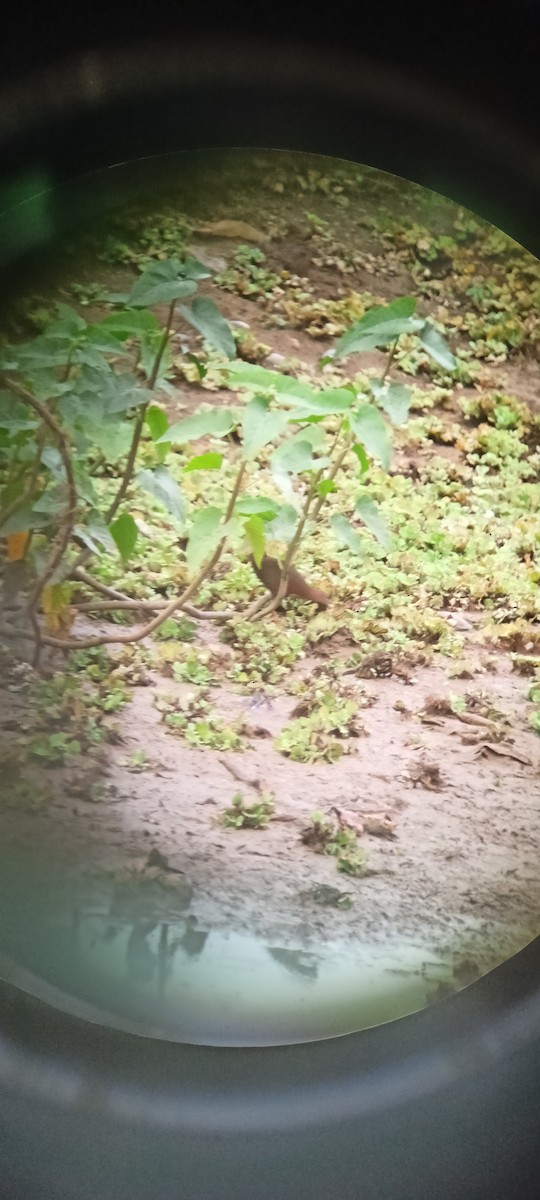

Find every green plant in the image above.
[277,690,363,763]
[155,690,243,750]
[215,246,280,297]
[172,652,215,685]
[1,251,456,667]
[119,749,152,772]
[29,731,81,763]
[529,711,540,735]
[0,255,237,663]
[302,811,368,876]
[68,281,105,306]
[154,617,197,641]
[222,790,275,828]
[223,620,305,684]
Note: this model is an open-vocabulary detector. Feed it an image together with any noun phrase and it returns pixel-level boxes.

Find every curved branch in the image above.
[2,377,79,666]
[0,459,249,651]
[73,568,236,620]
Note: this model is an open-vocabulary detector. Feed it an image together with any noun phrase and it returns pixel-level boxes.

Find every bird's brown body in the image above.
[250,555,331,609]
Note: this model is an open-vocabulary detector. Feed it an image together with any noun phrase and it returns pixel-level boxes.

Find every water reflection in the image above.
[0,882,482,1046]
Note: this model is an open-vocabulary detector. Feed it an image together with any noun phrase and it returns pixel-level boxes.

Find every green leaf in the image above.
[126,259,198,308]
[31,488,66,515]
[101,372,147,415]
[0,505,50,536]
[96,308,161,342]
[333,297,424,360]
[84,420,133,462]
[110,513,138,563]
[330,513,365,556]
[182,256,212,281]
[145,405,169,462]
[40,446,65,478]
[355,495,392,549]
[179,297,236,360]
[86,519,117,554]
[316,479,336,499]
[243,515,266,566]
[266,504,298,543]
[185,506,225,574]
[84,325,126,354]
[370,380,412,426]
[226,361,315,404]
[271,437,319,475]
[242,396,290,459]
[72,526,105,556]
[348,405,392,471]
[0,394,39,433]
[161,408,237,444]
[135,467,185,522]
[186,352,207,379]
[50,304,87,334]
[75,518,116,556]
[351,443,370,474]
[13,338,70,369]
[286,388,355,418]
[235,495,281,519]
[72,464,99,506]
[183,452,223,472]
[418,322,457,370]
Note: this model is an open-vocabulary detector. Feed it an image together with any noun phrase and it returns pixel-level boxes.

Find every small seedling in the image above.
[222,790,275,828]
[156,691,243,750]
[277,691,362,764]
[29,732,82,764]
[301,811,368,876]
[154,617,197,642]
[120,750,152,772]
[172,653,215,685]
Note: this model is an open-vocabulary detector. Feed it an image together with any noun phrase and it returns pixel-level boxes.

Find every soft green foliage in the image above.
[0,258,234,591]
[0,260,454,653]
[222,790,275,828]
[18,654,130,767]
[29,731,82,764]
[222,621,306,685]
[277,690,362,763]
[155,691,243,750]
[171,652,215,685]
[303,811,368,876]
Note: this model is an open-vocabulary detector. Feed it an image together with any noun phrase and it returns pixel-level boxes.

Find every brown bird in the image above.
[250,555,331,609]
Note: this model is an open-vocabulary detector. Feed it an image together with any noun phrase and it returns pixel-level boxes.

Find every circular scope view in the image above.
[0,149,539,1045]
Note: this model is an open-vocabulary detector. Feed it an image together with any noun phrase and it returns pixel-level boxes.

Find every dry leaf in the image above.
[6,531,29,562]
[474,743,532,766]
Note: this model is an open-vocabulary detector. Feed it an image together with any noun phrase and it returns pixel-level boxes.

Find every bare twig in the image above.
[381,336,399,385]
[218,756,264,793]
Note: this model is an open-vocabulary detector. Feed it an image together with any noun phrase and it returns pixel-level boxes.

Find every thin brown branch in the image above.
[70,299,177,578]
[2,377,79,667]
[0,456,248,651]
[250,432,350,622]
[0,541,224,650]
[381,336,399,385]
[73,567,235,620]
[104,297,176,525]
